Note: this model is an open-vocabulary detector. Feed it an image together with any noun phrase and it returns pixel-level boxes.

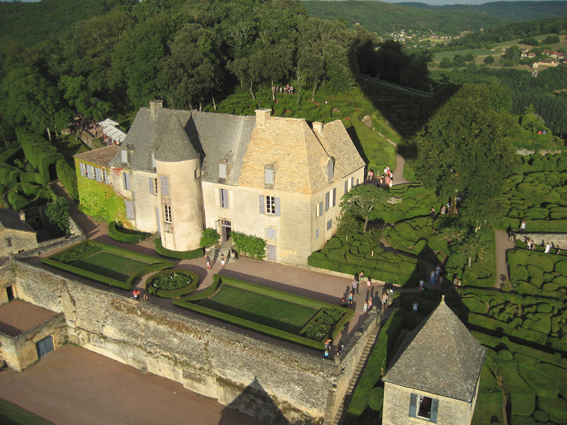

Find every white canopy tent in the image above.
[103,125,126,144]
[98,118,119,127]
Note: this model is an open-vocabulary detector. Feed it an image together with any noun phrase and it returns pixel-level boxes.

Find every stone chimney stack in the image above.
[150,100,163,119]
[255,109,271,128]
[313,122,324,136]
[19,210,26,222]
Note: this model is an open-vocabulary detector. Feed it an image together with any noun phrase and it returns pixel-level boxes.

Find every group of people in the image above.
[132,290,149,303]
[430,199,461,220]
[367,166,394,188]
[419,266,444,292]
[324,339,345,360]
[205,254,226,269]
[272,85,294,95]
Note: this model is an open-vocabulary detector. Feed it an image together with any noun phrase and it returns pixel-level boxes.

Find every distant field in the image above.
[433,49,496,61]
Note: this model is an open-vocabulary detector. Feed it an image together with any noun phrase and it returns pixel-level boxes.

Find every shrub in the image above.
[146,269,199,298]
[155,238,204,260]
[537,397,567,423]
[231,231,266,260]
[368,387,384,412]
[108,222,149,243]
[200,228,220,248]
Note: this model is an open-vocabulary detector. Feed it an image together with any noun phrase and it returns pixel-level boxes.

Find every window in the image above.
[327,158,334,180]
[121,150,128,164]
[332,188,337,207]
[5,238,12,248]
[259,195,280,216]
[265,168,274,185]
[149,177,158,195]
[318,202,323,217]
[351,177,354,188]
[123,172,131,190]
[95,168,103,183]
[315,229,320,239]
[160,176,169,196]
[356,178,360,186]
[325,192,330,212]
[102,169,108,184]
[80,163,86,177]
[125,200,134,219]
[194,168,200,179]
[219,163,227,179]
[266,228,276,239]
[327,219,332,230]
[151,152,156,168]
[344,180,348,195]
[87,165,95,180]
[220,188,229,209]
[164,205,172,223]
[409,394,438,423]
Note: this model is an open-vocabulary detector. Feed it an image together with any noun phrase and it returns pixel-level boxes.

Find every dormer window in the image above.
[219,161,227,180]
[121,149,128,164]
[264,165,275,185]
[327,158,334,181]
[151,152,156,168]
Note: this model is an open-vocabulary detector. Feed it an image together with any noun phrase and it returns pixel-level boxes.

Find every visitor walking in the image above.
[352,279,358,295]
[221,254,226,268]
[429,270,435,285]
[367,277,372,294]
[381,292,388,308]
[412,301,419,314]
[509,228,516,242]
[206,255,212,269]
[545,243,551,254]
[368,298,373,311]
[363,301,368,314]
[520,220,526,234]
[419,279,426,292]
[348,291,353,305]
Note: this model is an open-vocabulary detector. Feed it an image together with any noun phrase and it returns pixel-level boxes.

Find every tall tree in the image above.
[338,184,388,233]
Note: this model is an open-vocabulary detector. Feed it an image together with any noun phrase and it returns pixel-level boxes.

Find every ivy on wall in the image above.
[76,162,129,225]
[231,231,266,260]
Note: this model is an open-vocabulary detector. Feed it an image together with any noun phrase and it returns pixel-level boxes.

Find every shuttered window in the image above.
[327,219,332,230]
[325,192,330,212]
[332,188,337,207]
[265,168,274,185]
[264,196,280,216]
[123,172,131,190]
[121,150,128,164]
[344,180,348,194]
[125,200,134,219]
[87,165,95,180]
[318,202,323,217]
[80,163,86,177]
[219,163,227,179]
[95,168,102,182]
[220,189,229,208]
[266,228,276,239]
[160,176,169,196]
[327,160,334,180]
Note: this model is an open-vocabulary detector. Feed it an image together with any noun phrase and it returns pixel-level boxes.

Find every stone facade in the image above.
[75,104,366,265]
[0,261,376,424]
[516,232,567,250]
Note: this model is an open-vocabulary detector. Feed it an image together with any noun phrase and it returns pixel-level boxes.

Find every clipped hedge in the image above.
[41,258,131,289]
[108,222,149,244]
[343,309,404,425]
[146,269,199,298]
[56,158,78,200]
[155,238,204,260]
[16,128,59,184]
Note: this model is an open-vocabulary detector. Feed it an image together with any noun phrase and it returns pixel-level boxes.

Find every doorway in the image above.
[221,219,232,243]
[6,285,14,301]
[36,336,54,359]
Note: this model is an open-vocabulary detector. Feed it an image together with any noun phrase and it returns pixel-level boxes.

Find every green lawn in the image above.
[0,398,54,425]
[201,285,317,334]
[71,252,149,282]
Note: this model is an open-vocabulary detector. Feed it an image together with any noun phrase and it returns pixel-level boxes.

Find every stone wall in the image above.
[5,261,370,424]
[0,313,67,371]
[516,233,567,250]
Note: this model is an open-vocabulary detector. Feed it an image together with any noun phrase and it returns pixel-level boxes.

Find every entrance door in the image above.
[36,336,54,359]
[221,220,232,243]
[6,285,14,301]
[267,244,276,261]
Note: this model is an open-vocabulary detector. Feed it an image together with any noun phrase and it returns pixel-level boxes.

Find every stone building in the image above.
[75,101,365,265]
[0,209,37,257]
[382,297,486,425]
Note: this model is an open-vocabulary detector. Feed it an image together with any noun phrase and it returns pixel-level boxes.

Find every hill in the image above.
[302,1,506,36]
[400,1,567,21]
[0,0,136,50]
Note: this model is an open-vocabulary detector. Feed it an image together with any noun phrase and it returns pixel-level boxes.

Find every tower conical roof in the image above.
[382,298,486,402]
[154,112,200,162]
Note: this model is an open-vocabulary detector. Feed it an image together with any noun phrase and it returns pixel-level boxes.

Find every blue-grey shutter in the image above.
[430,399,439,423]
[151,152,156,168]
[327,219,332,230]
[259,195,264,214]
[344,180,348,194]
[121,149,128,164]
[332,188,337,207]
[80,163,86,177]
[325,192,330,212]
[149,177,155,194]
[87,165,95,180]
[103,170,108,184]
[220,189,229,208]
[155,206,160,232]
[160,176,169,196]
[328,161,334,179]
[125,200,134,219]
[319,202,323,217]
[123,173,131,190]
[219,163,227,179]
[275,197,280,216]
[351,177,354,188]
[315,229,319,238]
[409,394,417,418]
[95,168,102,182]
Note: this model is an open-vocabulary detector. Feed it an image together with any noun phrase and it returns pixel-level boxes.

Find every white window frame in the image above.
[164,205,172,223]
[266,196,276,215]
[220,188,229,209]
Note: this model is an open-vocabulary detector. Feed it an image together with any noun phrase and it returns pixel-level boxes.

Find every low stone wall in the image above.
[0,313,67,371]
[4,261,370,424]
[515,233,567,249]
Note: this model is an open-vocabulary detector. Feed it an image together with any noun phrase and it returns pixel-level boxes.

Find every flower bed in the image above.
[146,269,199,298]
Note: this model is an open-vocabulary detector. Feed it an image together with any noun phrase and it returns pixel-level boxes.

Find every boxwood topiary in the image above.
[146,269,199,298]
[537,397,567,423]
[155,238,204,260]
[368,387,384,412]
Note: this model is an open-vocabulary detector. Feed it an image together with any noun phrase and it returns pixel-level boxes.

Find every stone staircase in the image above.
[207,239,235,266]
[331,327,380,425]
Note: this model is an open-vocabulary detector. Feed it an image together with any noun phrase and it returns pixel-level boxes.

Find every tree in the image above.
[338,184,388,233]
[483,55,495,65]
[45,196,70,234]
[415,83,517,227]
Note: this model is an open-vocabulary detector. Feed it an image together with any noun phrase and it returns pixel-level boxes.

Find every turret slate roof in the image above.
[382,297,486,402]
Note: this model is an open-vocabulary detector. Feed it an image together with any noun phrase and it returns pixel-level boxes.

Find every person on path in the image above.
[340,297,347,307]
[419,279,426,292]
[545,243,551,254]
[359,270,365,284]
[142,294,149,303]
[221,254,226,268]
[368,298,373,311]
[132,290,140,300]
[381,292,388,308]
[206,255,212,269]
[509,228,516,242]
[348,291,353,305]
[430,208,436,220]
[520,220,526,234]
[367,277,372,294]
[412,301,419,314]
[429,270,435,285]
[324,349,329,360]
[352,279,358,295]
[363,301,368,314]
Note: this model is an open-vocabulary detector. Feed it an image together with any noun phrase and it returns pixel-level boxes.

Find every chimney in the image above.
[255,109,271,128]
[150,100,163,119]
[19,210,25,222]
[313,122,324,136]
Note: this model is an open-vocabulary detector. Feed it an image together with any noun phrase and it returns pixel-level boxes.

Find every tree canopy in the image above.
[338,184,388,233]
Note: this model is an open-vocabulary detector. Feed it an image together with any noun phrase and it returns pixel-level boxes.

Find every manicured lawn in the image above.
[71,252,149,282]
[0,398,54,425]
[201,285,318,334]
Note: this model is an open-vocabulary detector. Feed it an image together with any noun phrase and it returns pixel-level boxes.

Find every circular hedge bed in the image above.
[146,270,199,298]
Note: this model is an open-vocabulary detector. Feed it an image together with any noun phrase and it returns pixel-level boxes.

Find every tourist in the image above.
[363,301,368,314]
[324,348,329,360]
[142,294,149,303]
[430,208,436,220]
[557,249,562,255]
[352,279,358,295]
[348,291,353,305]
[545,243,551,254]
[429,270,435,285]
[440,205,446,215]
[419,279,426,292]
[381,292,388,308]
[453,278,461,288]
[412,301,419,314]
[206,255,212,269]
[221,254,226,267]
[336,342,345,356]
[340,297,347,307]
[526,240,532,250]
[520,220,526,234]
[325,339,333,351]
[367,169,374,181]
[368,298,373,311]
[367,277,372,293]
[132,290,140,300]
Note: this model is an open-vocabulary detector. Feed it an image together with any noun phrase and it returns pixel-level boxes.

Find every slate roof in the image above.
[74,145,120,167]
[0,210,35,234]
[105,103,364,192]
[382,297,486,402]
